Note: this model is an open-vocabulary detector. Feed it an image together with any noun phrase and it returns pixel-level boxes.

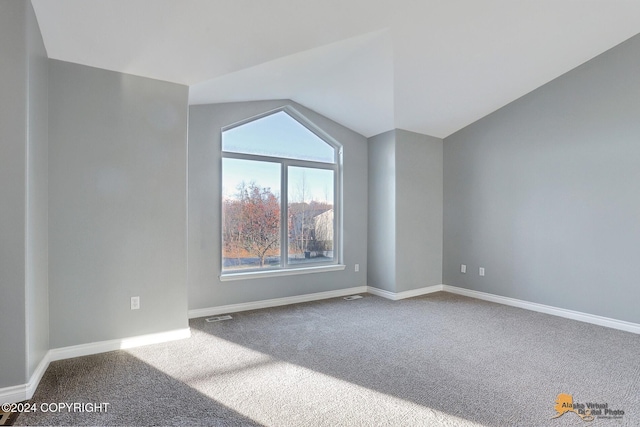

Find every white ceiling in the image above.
[32,0,640,138]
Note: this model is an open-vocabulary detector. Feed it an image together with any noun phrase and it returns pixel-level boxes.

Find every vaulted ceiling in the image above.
[31,0,640,138]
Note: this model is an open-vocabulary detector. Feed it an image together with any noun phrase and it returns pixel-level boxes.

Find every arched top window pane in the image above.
[222,110,336,163]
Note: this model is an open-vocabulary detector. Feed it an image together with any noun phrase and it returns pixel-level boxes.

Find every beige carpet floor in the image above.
[17,292,640,426]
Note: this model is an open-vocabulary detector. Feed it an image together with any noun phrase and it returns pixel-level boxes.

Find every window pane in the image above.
[223,111,335,163]
[222,158,281,271]
[287,166,334,265]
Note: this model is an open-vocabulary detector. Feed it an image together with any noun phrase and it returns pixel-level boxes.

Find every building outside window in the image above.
[221,107,341,276]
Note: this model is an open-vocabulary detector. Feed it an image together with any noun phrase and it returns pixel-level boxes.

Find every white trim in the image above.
[220,105,343,277]
[25,351,50,399]
[220,264,346,282]
[190,284,443,320]
[0,384,27,405]
[49,328,191,362]
[1,328,191,404]
[366,287,397,300]
[189,286,367,318]
[442,285,640,335]
[4,284,638,404]
[367,285,444,301]
[366,284,640,334]
[0,352,50,404]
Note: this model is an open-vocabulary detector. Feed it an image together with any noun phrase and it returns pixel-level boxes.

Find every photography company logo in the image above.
[552,393,625,422]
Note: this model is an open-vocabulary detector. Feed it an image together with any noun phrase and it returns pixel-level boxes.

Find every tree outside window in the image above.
[221,108,340,274]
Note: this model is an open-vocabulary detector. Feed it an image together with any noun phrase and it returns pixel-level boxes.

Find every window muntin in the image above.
[222,110,335,163]
[221,108,340,275]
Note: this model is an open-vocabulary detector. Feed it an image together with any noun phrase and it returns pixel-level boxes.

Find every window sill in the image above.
[220,264,346,282]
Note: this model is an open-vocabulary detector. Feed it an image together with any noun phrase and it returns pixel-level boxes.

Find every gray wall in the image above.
[395,129,443,292]
[443,33,640,324]
[48,60,189,347]
[0,0,48,387]
[25,0,49,379]
[367,129,443,293]
[367,131,396,292]
[0,0,28,388]
[188,100,368,310]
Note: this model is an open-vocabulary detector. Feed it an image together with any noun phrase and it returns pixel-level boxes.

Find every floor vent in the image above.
[205,315,233,322]
[343,295,363,301]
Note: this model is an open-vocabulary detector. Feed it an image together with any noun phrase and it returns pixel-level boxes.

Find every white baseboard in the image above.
[366,283,640,334]
[1,351,51,404]
[192,284,435,319]
[1,352,51,404]
[367,285,443,300]
[25,352,51,400]
[189,286,368,319]
[442,285,640,335]
[0,384,28,406]
[4,283,637,405]
[0,328,191,404]
[49,328,191,362]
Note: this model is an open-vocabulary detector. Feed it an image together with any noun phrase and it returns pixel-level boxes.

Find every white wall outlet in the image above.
[355,264,360,272]
[479,267,485,277]
[131,296,140,310]
[461,264,466,273]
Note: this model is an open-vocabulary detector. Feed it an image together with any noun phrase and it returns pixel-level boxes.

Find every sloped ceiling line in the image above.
[31,0,640,138]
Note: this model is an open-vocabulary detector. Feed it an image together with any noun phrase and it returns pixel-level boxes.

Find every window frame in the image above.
[219,106,344,280]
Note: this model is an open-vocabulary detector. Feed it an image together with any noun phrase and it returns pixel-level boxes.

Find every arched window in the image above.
[221,107,341,276]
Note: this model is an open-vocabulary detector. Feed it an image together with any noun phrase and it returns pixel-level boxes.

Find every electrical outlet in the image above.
[479,267,485,277]
[461,264,466,273]
[131,296,140,310]
[355,264,360,272]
